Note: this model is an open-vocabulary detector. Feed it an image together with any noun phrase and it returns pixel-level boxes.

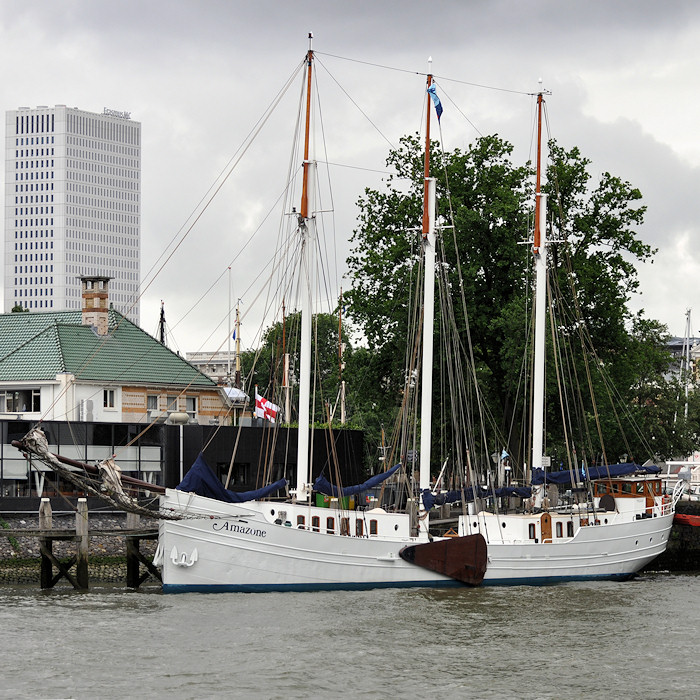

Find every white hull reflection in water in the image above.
[1,574,699,699]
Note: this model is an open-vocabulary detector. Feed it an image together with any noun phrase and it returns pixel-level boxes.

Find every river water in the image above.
[2,572,698,699]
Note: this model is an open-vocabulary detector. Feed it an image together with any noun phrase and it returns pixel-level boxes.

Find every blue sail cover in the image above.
[313,463,403,497]
[531,462,661,486]
[176,453,287,503]
[421,485,532,511]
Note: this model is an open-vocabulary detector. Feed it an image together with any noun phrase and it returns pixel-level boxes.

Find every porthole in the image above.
[502,522,506,528]
[270,509,275,516]
[472,522,477,528]
[394,524,399,531]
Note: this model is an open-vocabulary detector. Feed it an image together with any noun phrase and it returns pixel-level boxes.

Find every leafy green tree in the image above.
[345,133,675,474]
[240,311,351,426]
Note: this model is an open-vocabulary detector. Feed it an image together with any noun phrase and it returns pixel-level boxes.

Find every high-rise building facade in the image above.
[4,105,141,323]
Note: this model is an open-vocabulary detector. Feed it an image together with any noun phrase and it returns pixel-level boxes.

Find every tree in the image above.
[345,133,674,473]
[240,311,352,426]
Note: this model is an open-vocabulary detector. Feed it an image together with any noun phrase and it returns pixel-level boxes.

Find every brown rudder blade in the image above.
[400,534,487,586]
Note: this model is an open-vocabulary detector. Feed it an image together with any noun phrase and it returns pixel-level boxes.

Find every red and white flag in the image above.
[255,391,279,423]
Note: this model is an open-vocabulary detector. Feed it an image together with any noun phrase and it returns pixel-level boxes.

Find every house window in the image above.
[185,396,197,420]
[147,394,158,411]
[166,395,178,411]
[103,389,115,408]
[0,389,41,412]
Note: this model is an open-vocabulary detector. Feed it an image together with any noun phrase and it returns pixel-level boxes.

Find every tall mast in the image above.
[227,267,232,384]
[234,300,242,389]
[158,301,166,346]
[295,33,315,501]
[419,60,437,513]
[531,91,548,477]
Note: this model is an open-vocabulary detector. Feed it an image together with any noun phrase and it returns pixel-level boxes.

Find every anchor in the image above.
[170,546,198,567]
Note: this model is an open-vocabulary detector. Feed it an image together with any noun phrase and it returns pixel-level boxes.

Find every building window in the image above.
[185,396,197,420]
[0,389,41,412]
[166,395,178,412]
[147,394,158,411]
[103,389,115,408]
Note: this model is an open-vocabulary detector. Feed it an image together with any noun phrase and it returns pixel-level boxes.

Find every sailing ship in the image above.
[13,39,682,591]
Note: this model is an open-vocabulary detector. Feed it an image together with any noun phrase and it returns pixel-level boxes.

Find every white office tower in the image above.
[4,105,141,323]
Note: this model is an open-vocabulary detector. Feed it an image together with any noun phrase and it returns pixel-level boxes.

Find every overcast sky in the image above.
[2,0,700,354]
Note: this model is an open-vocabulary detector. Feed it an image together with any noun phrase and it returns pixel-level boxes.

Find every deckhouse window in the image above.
[369,519,378,536]
[556,522,563,538]
[340,518,350,536]
[296,515,305,529]
[528,523,536,540]
[311,516,320,532]
[567,521,574,537]
[326,517,335,534]
[356,520,364,537]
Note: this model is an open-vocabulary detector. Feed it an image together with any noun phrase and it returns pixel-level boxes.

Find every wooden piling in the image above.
[75,498,89,589]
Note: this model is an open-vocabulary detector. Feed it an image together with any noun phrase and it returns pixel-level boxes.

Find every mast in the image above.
[158,301,166,345]
[227,267,232,384]
[234,300,242,389]
[531,91,548,477]
[295,33,315,501]
[419,61,437,505]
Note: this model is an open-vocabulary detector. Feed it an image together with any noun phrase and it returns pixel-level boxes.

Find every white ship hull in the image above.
[157,489,674,593]
[463,512,673,585]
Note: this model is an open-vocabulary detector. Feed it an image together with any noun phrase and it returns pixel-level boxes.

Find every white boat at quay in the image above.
[15,37,682,592]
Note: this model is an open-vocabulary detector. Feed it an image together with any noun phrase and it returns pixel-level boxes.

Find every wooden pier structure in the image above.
[2,498,160,590]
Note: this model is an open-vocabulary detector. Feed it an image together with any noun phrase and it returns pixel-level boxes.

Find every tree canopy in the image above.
[341,133,689,472]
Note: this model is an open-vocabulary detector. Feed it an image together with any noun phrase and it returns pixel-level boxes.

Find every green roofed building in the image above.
[0,277,229,425]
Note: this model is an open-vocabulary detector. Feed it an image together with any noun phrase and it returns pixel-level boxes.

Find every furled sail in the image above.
[177,453,287,503]
[313,463,402,497]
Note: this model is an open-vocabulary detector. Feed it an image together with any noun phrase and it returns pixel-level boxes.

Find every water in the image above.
[2,572,698,699]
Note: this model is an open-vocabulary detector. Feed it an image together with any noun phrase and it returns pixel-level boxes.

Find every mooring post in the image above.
[75,498,89,589]
[39,498,52,530]
[39,498,53,588]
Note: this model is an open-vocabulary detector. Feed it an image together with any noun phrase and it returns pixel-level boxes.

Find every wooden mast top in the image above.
[300,33,314,220]
[533,92,544,253]
[422,65,433,238]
